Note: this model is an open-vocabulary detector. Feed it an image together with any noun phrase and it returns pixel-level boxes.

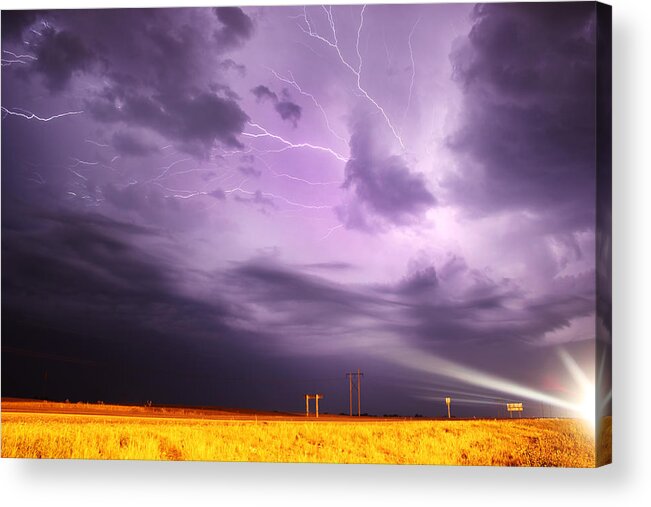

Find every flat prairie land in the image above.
[1,400,600,466]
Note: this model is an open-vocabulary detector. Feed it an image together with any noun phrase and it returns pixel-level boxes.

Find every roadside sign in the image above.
[506,402,523,418]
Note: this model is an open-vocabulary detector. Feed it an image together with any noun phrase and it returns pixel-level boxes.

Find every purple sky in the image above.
[1,3,609,417]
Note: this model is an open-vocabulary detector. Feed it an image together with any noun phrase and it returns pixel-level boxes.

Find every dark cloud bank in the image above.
[447,2,597,230]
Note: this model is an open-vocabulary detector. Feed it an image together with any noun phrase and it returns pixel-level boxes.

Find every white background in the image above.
[1,0,649,505]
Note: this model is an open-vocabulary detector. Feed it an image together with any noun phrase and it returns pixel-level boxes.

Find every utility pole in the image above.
[357,368,361,416]
[349,373,353,416]
[345,370,364,416]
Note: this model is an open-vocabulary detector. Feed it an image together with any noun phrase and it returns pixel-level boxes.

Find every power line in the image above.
[345,369,363,416]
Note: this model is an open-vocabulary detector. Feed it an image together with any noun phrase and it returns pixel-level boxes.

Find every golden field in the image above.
[1,401,603,466]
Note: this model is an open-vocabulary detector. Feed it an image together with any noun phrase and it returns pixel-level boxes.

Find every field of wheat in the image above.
[1,408,600,466]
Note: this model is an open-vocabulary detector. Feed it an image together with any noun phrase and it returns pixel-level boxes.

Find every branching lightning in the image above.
[1,106,84,122]
[298,5,406,150]
[155,174,333,210]
[232,188,333,210]
[70,157,100,168]
[253,155,340,187]
[148,158,193,182]
[243,122,347,162]
[1,49,37,67]
[404,17,421,124]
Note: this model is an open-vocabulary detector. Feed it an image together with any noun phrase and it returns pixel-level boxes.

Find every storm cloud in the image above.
[34,28,93,92]
[214,7,254,49]
[338,116,436,230]
[251,85,302,127]
[446,3,597,229]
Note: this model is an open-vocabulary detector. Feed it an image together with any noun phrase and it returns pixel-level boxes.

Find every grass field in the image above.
[1,401,603,466]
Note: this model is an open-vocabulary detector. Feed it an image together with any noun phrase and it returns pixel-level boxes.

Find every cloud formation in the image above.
[1,10,38,41]
[446,3,597,230]
[111,131,160,157]
[251,85,302,127]
[34,28,92,92]
[214,7,254,49]
[89,89,249,154]
[338,116,436,230]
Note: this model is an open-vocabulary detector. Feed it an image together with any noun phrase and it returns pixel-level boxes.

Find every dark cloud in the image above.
[238,165,262,178]
[210,82,241,101]
[251,85,302,127]
[214,7,254,49]
[1,10,38,41]
[219,58,246,76]
[275,100,302,127]
[395,266,439,296]
[209,189,226,200]
[251,85,277,103]
[34,27,93,92]
[446,3,597,228]
[3,211,197,316]
[22,9,253,155]
[88,89,248,155]
[219,257,594,352]
[102,182,175,216]
[111,131,159,157]
[0,209,299,406]
[222,260,386,330]
[338,116,436,230]
[379,259,595,349]
[233,190,277,210]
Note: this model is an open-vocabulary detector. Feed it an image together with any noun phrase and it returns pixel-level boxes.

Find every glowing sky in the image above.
[1,3,610,417]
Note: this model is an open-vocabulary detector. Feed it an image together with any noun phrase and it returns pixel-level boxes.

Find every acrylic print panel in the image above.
[1,2,611,466]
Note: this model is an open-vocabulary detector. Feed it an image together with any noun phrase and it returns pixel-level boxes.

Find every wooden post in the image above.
[446,397,451,418]
[346,370,363,417]
[315,395,319,418]
[305,395,309,417]
[357,368,361,416]
[349,374,353,416]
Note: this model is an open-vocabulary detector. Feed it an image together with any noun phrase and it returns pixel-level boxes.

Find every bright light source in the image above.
[578,383,596,427]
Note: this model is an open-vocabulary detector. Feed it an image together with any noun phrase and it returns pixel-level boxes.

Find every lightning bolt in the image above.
[253,155,341,187]
[404,17,422,124]
[2,50,37,60]
[148,158,193,182]
[155,175,333,211]
[1,49,37,67]
[243,122,347,162]
[68,168,88,181]
[84,139,111,148]
[26,172,46,185]
[298,5,406,150]
[1,106,84,122]
[70,157,100,168]
[320,224,343,240]
[230,188,334,210]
